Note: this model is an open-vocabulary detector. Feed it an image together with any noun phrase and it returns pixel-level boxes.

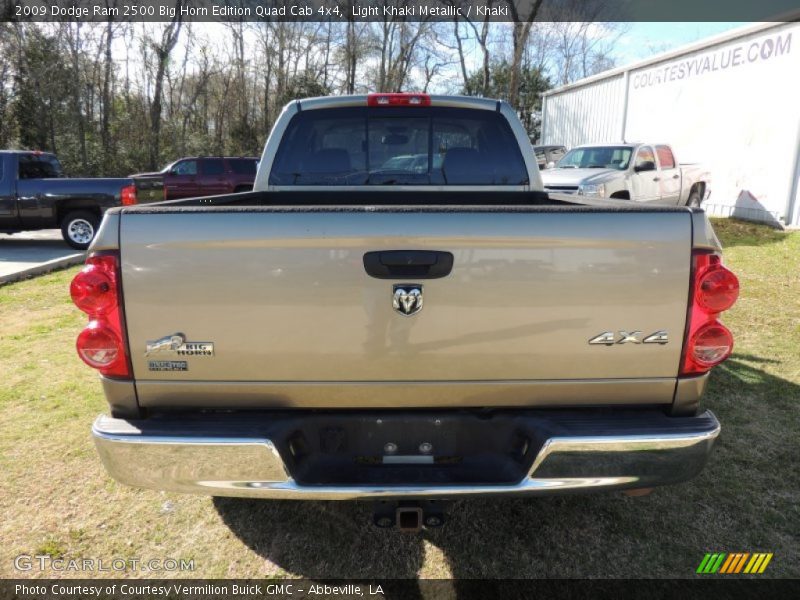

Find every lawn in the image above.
[0,218,797,579]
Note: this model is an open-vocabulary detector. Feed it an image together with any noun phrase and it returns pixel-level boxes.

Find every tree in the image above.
[507,0,545,109]
[463,60,550,136]
[548,21,624,85]
[0,19,626,176]
[370,17,431,92]
[62,23,89,173]
[10,27,72,155]
[100,14,118,174]
[145,15,183,169]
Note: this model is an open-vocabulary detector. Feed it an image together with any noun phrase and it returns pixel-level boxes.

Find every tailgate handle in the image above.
[363,250,454,279]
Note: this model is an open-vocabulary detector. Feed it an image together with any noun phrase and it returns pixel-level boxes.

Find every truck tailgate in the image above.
[119,208,692,408]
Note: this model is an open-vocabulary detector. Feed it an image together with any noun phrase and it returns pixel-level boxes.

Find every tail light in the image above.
[120,184,137,206]
[680,251,739,375]
[695,258,739,312]
[76,322,123,370]
[367,93,431,107]
[71,253,131,379]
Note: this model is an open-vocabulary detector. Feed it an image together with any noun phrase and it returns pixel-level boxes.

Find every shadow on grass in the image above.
[710,218,789,249]
[213,357,799,581]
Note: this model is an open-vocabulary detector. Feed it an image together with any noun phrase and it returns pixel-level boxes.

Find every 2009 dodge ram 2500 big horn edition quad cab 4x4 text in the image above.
[541,143,710,207]
[73,94,738,528]
[0,150,164,249]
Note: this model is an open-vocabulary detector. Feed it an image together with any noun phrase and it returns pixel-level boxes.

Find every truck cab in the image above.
[541,142,710,206]
[0,151,63,231]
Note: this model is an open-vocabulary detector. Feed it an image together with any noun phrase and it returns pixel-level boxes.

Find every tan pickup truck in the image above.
[70,94,738,530]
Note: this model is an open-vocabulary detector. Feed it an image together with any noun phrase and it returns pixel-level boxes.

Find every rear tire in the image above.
[61,210,99,250]
[687,189,702,208]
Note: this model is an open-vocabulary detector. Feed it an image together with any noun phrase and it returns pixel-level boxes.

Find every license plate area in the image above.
[273,412,546,486]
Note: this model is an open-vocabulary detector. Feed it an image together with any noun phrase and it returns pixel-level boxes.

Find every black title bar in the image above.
[3,0,800,23]
[5,579,800,599]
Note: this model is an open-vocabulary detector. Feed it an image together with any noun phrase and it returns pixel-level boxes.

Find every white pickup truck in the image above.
[541,143,710,206]
[72,95,737,530]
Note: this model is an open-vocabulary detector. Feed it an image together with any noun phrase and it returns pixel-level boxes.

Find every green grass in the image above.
[0,218,798,579]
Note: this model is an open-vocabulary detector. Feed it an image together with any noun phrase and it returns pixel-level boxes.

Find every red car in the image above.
[134,156,259,200]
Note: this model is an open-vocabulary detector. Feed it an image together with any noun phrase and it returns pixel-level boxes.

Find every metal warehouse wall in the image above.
[541,75,626,149]
[542,22,800,226]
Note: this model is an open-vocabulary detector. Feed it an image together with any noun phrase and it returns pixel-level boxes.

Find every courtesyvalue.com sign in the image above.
[632,31,793,89]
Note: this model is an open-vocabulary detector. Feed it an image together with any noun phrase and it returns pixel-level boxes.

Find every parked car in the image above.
[133,156,259,200]
[532,144,567,170]
[76,94,736,530]
[0,150,164,249]
[540,143,710,206]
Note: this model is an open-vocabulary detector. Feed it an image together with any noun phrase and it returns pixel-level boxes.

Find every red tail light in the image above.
[70,260,117,315]
[680,251,739,375]
[71,253,131,379]
[121,184,137,206]
[77,322,123,369]
[695,259,739,312]
[367,93,431,107]
[688,322,734,368]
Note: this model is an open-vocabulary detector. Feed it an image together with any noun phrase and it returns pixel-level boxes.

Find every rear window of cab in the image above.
[269,107,529,186]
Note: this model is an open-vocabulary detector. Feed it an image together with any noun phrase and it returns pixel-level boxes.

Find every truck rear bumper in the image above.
[92,409,720,500]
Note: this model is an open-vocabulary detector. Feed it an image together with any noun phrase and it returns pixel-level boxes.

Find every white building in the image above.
[541,22,800,227]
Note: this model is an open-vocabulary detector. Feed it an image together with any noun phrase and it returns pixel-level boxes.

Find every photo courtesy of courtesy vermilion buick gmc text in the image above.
[70,94,739,531]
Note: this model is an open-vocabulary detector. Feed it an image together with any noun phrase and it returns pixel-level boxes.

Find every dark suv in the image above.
[134,157,259,200]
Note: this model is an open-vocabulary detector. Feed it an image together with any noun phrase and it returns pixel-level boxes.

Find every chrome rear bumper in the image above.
[92,410,720,500]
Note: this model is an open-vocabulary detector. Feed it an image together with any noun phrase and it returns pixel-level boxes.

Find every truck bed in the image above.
[144,189,692,208]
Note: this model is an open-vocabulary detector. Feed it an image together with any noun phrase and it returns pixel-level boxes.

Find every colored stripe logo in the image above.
[697,552,773,574]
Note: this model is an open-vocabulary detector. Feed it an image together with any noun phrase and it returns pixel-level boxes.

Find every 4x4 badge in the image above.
[589,330,668,345]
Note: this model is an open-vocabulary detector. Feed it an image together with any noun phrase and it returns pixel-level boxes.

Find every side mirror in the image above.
[546,161,556,169]
[635,160,655,172]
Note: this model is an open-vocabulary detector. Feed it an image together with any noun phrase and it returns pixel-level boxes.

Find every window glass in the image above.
[229,159,258,175]
[557,147,632,170]
[656,145,675,169]
[368,117,429,183]
[635,147,656,168]
[203,159,225,176]
[269,107,528,186]
[172,160,198,176]
[18,154,63,179]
